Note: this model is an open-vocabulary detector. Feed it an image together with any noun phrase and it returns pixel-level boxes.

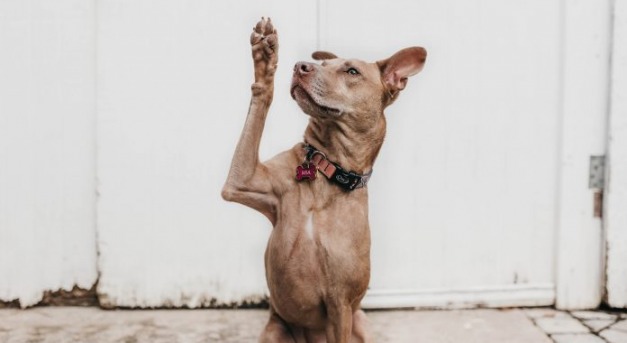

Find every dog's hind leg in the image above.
[259,312,299,343]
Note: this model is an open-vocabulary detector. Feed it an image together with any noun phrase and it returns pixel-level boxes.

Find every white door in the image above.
[96,0,610,309]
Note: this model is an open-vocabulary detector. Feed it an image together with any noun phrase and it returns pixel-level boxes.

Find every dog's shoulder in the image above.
[262,144,304,192]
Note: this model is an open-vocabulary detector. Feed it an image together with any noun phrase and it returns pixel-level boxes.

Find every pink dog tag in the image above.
[296,163,317,181]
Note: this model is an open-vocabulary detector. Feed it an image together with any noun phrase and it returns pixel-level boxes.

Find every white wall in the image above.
[0,1,97,307]
[0,0,616,309]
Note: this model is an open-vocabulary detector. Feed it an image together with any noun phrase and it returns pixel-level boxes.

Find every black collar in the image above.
[303,144,372,191]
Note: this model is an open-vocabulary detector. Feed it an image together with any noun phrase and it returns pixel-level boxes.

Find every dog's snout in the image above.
[294,62,314,75]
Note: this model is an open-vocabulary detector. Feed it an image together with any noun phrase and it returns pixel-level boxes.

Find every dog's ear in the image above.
[312,51,338,60]
[377,47,427,99]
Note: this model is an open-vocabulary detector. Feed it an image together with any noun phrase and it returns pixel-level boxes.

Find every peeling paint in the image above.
[0,285,98,309]
[98,293,269,310]
[0,298,20,309]
[38,285,99,307]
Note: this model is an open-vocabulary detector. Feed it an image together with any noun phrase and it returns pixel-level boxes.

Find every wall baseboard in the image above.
[362,284,555,310]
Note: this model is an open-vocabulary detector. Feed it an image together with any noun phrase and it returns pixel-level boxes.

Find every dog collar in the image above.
[299,144,372,191]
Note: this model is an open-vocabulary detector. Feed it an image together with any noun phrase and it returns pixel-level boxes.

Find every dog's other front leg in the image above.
[222,17,279,224]
[326,304,353,343]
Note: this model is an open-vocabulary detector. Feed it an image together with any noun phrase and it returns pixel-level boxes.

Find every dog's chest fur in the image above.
[263,145,371,328]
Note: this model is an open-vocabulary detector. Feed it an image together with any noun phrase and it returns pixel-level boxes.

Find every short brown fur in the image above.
[223,18,426,343]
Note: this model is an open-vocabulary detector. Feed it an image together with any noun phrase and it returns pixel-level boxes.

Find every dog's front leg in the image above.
[222,18,279,224]
[326,304,353,343]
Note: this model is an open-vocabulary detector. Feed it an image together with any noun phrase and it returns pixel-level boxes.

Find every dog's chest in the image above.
[280,181,369,243]
[263,173,372,327]
[266,185,371,286]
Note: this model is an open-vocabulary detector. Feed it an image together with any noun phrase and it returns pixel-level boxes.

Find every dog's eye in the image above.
[346,67,360,76]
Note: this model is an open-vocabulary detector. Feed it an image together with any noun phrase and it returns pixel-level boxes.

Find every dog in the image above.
[222,17,426,343]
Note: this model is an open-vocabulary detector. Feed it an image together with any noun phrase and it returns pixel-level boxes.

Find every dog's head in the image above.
[290,47,426,129]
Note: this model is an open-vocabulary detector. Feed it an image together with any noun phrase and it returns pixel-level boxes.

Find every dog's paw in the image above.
[250,17,278,79]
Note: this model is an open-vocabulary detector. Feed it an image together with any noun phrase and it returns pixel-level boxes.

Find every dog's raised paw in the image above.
[250,17,278,66]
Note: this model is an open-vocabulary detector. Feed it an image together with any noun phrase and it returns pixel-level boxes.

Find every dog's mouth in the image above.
[290,85,341,116]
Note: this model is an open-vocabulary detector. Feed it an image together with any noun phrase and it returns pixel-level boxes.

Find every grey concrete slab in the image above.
[524,308,567,319]
[571,311,618,321]
[584,319,616,332]
[534,315,590,334]
[0,308,552,343]
[367,309,552,343]
[613,319,627,332]
[552,334,606,343]
[600,328,627,343]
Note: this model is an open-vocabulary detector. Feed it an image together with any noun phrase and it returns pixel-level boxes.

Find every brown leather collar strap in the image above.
[304,144,372,191]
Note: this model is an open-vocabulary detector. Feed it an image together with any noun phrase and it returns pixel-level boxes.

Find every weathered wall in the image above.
[0,1,97,307]
[0,0,617,310]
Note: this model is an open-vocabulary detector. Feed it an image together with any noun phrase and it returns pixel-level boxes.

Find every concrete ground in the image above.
[0,307,626,343]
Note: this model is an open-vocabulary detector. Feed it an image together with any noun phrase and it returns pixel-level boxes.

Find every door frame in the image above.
[605,0,627,309]
[554,0,611,310]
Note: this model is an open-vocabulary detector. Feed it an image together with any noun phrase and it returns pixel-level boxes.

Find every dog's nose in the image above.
[294,62,314,75]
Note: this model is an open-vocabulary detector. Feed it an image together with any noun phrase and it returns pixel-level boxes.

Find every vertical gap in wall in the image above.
[93,0,102,298]
[553,0,567,307]
[316,0,321,50]
[315,0,328,51]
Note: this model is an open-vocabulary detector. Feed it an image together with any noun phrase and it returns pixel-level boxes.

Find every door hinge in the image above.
[589,155,606,189]
[589,155,605,218]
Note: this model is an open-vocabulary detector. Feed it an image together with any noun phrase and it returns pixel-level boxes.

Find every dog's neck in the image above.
[303,115,386,175]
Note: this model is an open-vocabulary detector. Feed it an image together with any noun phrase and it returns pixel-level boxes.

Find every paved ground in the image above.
[0,307,625,342]
[525,308,627,343]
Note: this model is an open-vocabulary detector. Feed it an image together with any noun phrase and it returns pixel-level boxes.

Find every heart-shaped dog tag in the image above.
[296,163,317,181]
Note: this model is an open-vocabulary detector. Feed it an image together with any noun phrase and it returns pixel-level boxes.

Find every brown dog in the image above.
[222,18,426,343]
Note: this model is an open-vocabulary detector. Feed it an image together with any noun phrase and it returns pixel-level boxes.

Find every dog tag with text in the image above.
[296,163,317,181]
